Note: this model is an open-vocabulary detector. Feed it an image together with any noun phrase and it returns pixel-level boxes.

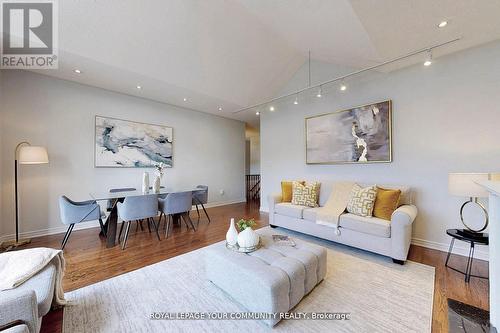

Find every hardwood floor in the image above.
[20,201,488,333]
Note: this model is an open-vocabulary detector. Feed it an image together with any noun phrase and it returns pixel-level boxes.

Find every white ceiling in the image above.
[26,0,500,126]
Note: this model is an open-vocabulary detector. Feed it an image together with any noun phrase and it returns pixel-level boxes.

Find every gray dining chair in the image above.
[158,191,196,238]
[107,188,136,212]
[117,194,160,250]
[192,185,210,223]
[59,196,106,250]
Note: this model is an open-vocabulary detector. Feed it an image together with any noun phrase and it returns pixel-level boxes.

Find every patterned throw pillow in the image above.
[346,184,377,217]
[291,181,320,207]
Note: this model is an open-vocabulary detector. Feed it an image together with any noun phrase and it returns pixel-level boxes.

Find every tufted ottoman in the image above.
[205,228,327,326]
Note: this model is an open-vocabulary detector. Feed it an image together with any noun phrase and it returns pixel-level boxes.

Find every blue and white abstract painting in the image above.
[306,100,392,164]
[95,116,173,168]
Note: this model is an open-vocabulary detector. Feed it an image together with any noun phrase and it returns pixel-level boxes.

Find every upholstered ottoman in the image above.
[205,228,327,326]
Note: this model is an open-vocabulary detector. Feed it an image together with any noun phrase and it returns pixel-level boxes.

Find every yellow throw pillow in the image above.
[281,181,304,202]
[291,181,320,207]
[346,184,377,217]
[373,187,401,221]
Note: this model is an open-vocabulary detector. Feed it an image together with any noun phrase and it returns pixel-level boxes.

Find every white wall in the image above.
[0,70,245,240]
[245,126,260,175]
[261,41,500,259]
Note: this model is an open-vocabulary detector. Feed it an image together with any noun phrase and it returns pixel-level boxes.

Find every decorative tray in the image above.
[225,238,262,253]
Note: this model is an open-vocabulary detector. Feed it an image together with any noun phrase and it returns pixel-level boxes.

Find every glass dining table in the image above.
[90,187,199,248]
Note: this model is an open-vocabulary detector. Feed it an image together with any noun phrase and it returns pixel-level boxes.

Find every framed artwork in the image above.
[95,116,173,168]
[305,100,392,164]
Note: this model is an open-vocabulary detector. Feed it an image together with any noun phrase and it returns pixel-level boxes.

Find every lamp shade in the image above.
[18,146,49,164]
[448,173,490,198]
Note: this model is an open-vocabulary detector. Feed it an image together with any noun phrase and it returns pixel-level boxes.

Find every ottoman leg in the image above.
[392,259,405,265]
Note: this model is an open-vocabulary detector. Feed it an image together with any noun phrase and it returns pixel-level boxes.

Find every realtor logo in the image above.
[1,0,58,69]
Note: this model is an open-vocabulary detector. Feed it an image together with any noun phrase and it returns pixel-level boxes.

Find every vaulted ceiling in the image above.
[29,0,500,126]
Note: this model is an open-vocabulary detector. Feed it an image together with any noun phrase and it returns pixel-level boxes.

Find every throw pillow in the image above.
[281,181,304,202]
[346,184,377,217]
[373,187,401,221]
[291,181,320,207]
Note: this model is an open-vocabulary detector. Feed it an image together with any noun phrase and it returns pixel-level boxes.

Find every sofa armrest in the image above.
[0,290,38,333]
[267,193,282,225]
[390,204,418,261]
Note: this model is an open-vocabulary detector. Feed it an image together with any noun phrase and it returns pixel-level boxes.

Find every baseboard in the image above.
[0,198,247,243]
[411,237,489,261]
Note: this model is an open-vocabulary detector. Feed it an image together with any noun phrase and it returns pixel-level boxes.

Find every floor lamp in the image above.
[1,142,49,250]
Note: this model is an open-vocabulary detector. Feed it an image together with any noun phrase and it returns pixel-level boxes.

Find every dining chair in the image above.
[159,191,196,238]
[117,194,160,250]
[192,185,210,223]
[107,188,136,212]
[59,196,107,250]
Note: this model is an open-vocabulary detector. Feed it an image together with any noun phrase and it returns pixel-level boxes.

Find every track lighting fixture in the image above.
[256,111,260,116]
[424,50,433,66]
[316,86,322,98]
[340,82,347,91]
[294,95,299,105]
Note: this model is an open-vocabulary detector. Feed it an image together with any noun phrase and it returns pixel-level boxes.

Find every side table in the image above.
[445,228,489,283]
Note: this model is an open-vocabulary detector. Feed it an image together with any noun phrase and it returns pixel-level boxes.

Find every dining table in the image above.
[90,187,199,248]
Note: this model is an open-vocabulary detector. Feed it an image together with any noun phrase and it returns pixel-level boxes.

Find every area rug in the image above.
[62,227,435,332]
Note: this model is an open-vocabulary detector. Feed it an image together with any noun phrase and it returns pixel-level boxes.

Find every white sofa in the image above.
[268,183,418,264]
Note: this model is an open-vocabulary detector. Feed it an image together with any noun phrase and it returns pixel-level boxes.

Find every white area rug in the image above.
[63,227,435,332]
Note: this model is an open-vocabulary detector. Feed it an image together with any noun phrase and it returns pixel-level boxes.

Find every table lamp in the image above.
[448,173,496,236]
[1,142,49,250]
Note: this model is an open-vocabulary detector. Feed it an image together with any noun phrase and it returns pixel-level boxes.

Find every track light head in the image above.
[424,50,433,66]
[256,111,260,116]
[293,95,299,105]
[340,83,347,91]
[316,86,322,98]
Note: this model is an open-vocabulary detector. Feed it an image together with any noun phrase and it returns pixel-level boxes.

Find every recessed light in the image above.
[136,85,142,89]
[269,106,275,111]
[340,83,347,91]
[183,97,187,102]
[438,21,448,28]
[256,111,260,116]
[316,86,322,98]
[218,107,223,111]
[73,69,82,74]
[424,50,433,66]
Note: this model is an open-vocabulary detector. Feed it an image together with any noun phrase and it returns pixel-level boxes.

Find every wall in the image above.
[0,70,245,240]
[261,41,500,260]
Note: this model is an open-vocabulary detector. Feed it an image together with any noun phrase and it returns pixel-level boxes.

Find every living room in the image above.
[1,1,500,333]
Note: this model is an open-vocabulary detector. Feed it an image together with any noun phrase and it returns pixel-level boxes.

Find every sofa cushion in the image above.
[373,187,401,220]
[302,207,322,221]
[339,213,391,238]
[274,203,307,219]
[15,262,56,317]
[291,181,320,207]
[281,181,304,202]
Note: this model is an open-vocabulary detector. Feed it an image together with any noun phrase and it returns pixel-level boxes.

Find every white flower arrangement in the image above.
[154,162,167,178]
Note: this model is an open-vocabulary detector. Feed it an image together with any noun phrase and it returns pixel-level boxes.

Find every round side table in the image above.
[445,229,489,283]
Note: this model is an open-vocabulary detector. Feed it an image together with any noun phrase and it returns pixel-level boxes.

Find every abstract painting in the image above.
[95,116,173,168]
[306,100,392,164]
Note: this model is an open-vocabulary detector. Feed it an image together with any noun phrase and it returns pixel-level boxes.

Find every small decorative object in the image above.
[237,219,259,248]
[306,100,392,164]
[226,218,239,246]
[272,235,296,247]
[142,172,150,193]
[153,162,166,193]
[95,116,173,168]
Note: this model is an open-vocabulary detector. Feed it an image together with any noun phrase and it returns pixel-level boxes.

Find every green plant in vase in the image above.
[237,218,256,231]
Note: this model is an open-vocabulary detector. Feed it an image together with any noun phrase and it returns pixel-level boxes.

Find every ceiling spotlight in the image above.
[269,106,275,111]
[316,86,322,98]
[218,107,223,111]
[73,69,82,74]
[438,21,448,28]
[256,111,260,116]
[424,50,433,66]
[293,95,299,105]
[183,97,187,102]
[340,82,347,91]
[136,85,142,89]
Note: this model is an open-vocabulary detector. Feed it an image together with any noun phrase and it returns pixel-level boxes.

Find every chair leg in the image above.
[165,215,172,238]
[201,203,211,223]
[121,221,132,250]
[61,224,75,250]
[196,205,200,219]
[147,218,152,233]
[151,218,161,241]
[183,213,196,231]
[98,218,107,237]
[139,220,144,231]
[118,222,125,243]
